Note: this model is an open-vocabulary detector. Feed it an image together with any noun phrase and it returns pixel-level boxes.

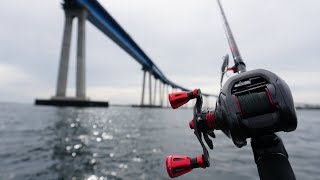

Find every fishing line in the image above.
[237,92,273,118]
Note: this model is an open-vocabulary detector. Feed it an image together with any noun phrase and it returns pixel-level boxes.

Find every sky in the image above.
[0,0,319,105]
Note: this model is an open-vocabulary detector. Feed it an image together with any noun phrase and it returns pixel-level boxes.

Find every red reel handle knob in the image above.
[168,89,198,109]
[166,154,206,178]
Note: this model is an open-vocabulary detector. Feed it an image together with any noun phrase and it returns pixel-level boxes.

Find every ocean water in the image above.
[0,103,319,180]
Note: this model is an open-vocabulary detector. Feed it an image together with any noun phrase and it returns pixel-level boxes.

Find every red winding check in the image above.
[227,66,237,73]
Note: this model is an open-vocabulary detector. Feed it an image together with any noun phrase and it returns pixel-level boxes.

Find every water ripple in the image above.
[0,105,319,180]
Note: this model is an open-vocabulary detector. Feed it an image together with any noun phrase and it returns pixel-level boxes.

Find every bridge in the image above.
[35,0,216,107]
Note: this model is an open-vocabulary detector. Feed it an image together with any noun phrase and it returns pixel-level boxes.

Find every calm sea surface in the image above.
[0,103,319,180]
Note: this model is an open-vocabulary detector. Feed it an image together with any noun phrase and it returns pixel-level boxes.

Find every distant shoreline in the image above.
[296,106,320,110]
[1,102,320,110]
[111,104,320,110]
[295,104,320,110]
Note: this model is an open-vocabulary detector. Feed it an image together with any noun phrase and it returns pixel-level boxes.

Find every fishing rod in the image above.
[165,0,297,179]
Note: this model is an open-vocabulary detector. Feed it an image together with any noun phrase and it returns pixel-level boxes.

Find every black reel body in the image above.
[216,69,297,147]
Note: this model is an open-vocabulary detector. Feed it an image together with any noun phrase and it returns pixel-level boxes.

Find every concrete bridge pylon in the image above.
[35,6,108,107]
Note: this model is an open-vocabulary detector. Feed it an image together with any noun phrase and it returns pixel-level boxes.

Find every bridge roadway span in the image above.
[35,0,216,107]
[67,0,216,95]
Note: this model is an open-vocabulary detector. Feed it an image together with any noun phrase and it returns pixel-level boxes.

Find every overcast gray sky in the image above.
[0,0,319,105]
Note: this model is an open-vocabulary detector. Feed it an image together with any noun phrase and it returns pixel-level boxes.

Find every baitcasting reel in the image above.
[165,1,298,178]
[165,69,297,178]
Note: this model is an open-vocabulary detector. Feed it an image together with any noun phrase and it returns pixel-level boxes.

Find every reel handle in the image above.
[168,89,199,109]
[166,154,206,178]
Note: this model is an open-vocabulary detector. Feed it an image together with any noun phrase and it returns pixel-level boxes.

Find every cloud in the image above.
[87,86,141,105]
[0,64,31,86]
[0,0,319,104]
[0,64,51,102]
